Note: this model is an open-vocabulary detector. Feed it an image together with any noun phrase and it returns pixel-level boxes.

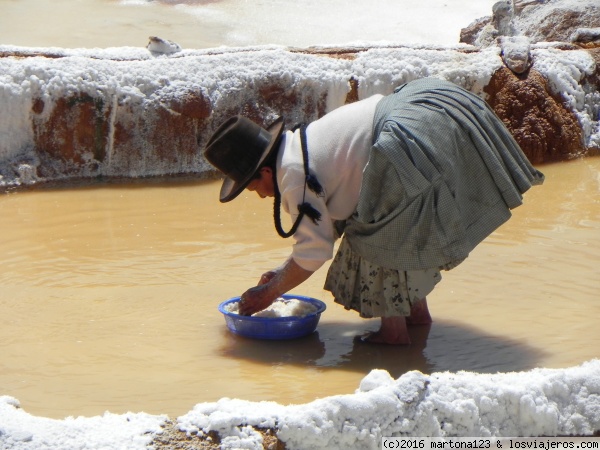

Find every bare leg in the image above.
[406,297,432,325]
[358,298,432,345]
[360,316,411,345]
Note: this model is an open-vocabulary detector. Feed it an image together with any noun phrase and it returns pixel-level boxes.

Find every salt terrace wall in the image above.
[0,41,598,190]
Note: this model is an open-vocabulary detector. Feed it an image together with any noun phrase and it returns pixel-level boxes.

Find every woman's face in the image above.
[246,166,274,198]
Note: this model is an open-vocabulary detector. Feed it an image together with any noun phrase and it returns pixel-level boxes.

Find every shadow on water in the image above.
[218,318,548,379]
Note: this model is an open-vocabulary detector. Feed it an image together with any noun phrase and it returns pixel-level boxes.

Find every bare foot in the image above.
[357,316,411,345]
[406,298,433,326]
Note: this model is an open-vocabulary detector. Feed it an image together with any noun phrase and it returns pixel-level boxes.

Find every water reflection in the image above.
[219,317,547,382]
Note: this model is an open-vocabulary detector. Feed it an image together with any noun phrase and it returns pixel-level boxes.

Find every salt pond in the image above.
[0,158,599,448]
[0,0,599,448]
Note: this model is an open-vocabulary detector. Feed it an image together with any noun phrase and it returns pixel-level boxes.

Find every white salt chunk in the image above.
[225,298,318,318]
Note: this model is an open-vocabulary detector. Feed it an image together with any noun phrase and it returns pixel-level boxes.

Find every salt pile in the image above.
[225,298,318,318]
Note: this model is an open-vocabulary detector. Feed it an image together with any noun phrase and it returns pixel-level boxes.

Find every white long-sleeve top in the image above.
[275,94,384,272]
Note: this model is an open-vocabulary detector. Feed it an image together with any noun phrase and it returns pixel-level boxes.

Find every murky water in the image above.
[1,157,599,420]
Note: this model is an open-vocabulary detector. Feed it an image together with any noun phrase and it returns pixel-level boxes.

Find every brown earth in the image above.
[149,420,285,450]
[148,425,600,450]
[484,67,587,164]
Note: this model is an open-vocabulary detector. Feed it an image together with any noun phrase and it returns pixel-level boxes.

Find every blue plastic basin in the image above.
[218,294,327,340]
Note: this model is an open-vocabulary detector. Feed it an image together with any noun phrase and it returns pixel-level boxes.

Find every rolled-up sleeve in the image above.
[281,183,335,272]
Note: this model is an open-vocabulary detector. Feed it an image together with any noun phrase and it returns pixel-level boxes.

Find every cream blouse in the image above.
[275,94,384,272]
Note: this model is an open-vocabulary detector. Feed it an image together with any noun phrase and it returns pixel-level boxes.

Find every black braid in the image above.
[272,124,323,239]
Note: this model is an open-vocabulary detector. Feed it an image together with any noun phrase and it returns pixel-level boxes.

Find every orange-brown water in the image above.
[1,157,599,420]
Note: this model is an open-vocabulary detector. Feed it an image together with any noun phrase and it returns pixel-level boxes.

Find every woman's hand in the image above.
[258,270,277,285]
[238,285,277,316]
[238,258,315,316]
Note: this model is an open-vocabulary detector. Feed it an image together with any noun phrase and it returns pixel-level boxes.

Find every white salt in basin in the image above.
[224,297,318,318]
[218,294,327,340]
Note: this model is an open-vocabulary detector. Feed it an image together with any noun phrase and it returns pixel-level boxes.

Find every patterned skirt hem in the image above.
[324,239,462,318]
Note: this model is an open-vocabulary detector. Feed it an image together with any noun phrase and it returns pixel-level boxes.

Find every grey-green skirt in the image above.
[323,78,543,318]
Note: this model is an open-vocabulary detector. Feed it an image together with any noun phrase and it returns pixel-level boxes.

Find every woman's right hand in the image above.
[239,284,277,316]
[240,258,314,316]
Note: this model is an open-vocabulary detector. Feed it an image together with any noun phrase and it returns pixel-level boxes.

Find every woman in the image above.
[203,77,544,344]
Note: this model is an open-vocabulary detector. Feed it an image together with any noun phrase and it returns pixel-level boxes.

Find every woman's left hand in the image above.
[258,270,277,285]
[238,285,277,316]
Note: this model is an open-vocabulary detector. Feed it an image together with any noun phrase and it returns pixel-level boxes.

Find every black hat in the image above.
[203,116,284,203]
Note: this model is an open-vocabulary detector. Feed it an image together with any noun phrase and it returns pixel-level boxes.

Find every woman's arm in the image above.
[238,258,314,316]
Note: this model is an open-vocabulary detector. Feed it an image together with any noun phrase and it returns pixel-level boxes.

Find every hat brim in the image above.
[219,117,284,203]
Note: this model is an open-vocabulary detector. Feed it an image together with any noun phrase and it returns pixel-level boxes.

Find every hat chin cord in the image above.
[272,124,323,239]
